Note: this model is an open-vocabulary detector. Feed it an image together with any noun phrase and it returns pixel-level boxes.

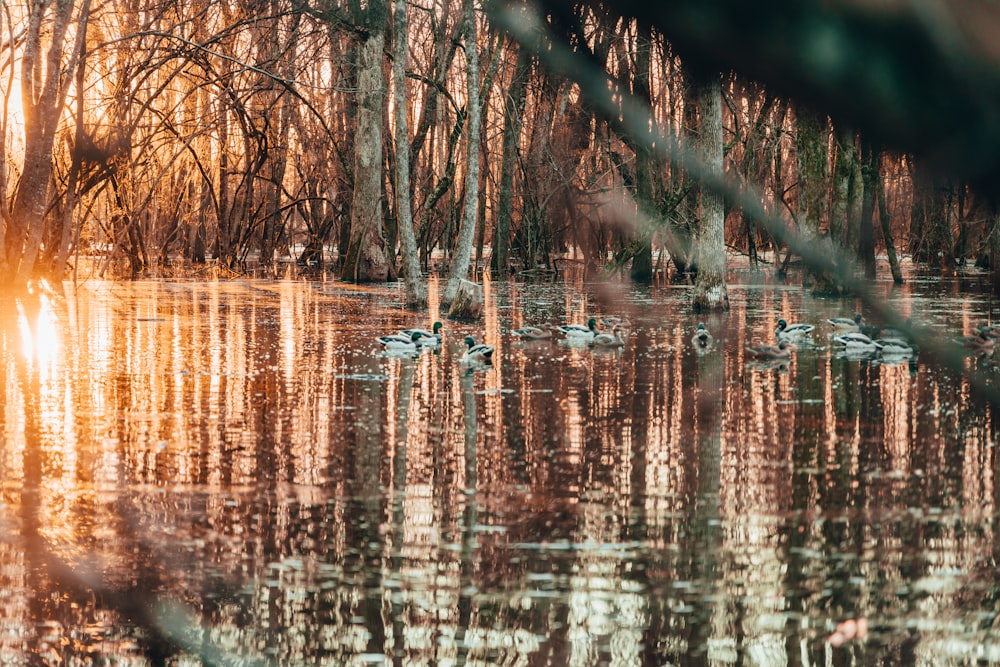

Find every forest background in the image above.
[0,0,998,311]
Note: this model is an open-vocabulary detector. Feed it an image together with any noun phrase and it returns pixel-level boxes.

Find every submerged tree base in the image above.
[446,278,483,320]
[692,284,730,313]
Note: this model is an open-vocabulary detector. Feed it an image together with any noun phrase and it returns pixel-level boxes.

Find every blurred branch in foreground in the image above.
[519,0,1000,192]
[487,0,1000,410]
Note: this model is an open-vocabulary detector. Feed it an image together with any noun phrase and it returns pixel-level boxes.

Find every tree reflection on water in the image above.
[0,273,998,664]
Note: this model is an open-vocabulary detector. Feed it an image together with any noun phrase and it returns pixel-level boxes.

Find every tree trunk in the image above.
[990,200,1000,291]
[393,0,426,308]
[629,29,654,283]
[831,126,853,244]
[795,107,829,236]
[442,0,480,307]
[341,20,390,282]
[4,0,87,284]
[876,158,904,284]
[491,46,529,275]
[692,74,729,312]
[859,143,877,278]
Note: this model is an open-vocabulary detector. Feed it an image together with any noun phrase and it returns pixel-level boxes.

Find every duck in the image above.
[599,316,630,328]
[977,324,1000,339]
[591,326,626,348]
[957,329,995,353]
[832,332,878,354]
[869,317,914,341]
[747,340,792,360]
[557,317,600,341]
[377,331,422,352]
[512,325,553,340]
[776,319,815,340]
[691,322,714,350]
[461,336,494,364]
[827,313,863,332]
[400,321,443,347]
[874,338,916,358]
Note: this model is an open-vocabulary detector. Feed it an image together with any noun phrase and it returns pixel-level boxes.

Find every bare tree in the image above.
[3,0,91,284]
[341,2,391,282]
[442,0,481,307]
[692,73,728,311]
[393,0,426,307]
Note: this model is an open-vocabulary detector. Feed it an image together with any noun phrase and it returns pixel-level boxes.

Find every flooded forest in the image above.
[4,0,1000,665]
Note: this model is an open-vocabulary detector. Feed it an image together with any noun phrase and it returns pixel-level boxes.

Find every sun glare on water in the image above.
[17,291,60,371]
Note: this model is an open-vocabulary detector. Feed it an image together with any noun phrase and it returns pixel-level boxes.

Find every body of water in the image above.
[1,268,999,665]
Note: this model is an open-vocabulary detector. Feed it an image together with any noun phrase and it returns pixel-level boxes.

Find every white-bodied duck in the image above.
[827,313,863,332]
[461,336,494,365]
[377,331,422,352]
[592,326,626,348]
[512,325,554,340]
[874,338,916,358]
[557,317,601,341]
[400,321,443,347]
[776,318,815,341]
[833,331,878,353]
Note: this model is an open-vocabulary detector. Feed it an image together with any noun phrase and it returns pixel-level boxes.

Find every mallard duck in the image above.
[978,324,1000,339]
[691,323,714,350]
[870,317,913,341]
[874,338,915,358]
[377,331,421,351]
[557,317,600,341]
[832,332,877,351]
[400,321,443,347]
[591,326,626,348]
[776,319,815,340]
[461,336,494,364]
[827,313,863,332]
[600,316,630,328]
[957,329,995,353]
[747,340,792,360]
[512,325,553,340]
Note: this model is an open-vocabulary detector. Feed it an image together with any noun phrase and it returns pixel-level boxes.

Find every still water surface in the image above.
[2,270,1000,665]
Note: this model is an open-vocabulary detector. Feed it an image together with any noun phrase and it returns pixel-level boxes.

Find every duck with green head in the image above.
[692,323,714,350]
[461,336,494,365]
[401,321,443,347]
[558,317,600,342]
[377,331,422,352]
[776,319,815,340]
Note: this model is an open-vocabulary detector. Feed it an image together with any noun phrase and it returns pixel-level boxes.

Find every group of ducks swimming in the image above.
[375,322,495,365]
[742,313,916,362]
[376,311,999,368]
[744,312,999,362]
[375,316,628,366]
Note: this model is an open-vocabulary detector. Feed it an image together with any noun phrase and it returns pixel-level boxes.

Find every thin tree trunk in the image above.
[443,0,480,308]
[49,10,90,278]
[990,200,1000,291]
[630,29,654,283]
[859,142,877,278]
[492,46,529,275]
[876,159,904,284]
[393,0,426,308]
[692,74,729,311]
[831,125,855,245]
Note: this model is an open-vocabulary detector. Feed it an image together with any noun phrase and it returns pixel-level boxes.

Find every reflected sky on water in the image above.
[1,270,1000,665]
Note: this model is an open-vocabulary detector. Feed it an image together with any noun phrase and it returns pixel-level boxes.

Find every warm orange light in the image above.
[16,293,60,370]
